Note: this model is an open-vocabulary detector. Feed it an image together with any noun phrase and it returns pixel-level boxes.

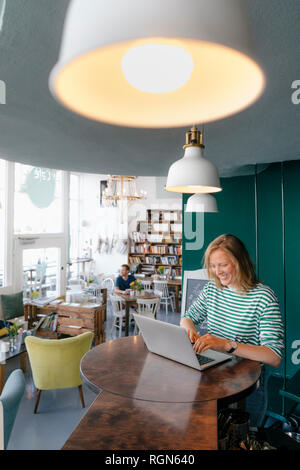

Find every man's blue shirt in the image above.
[115,273,136,291]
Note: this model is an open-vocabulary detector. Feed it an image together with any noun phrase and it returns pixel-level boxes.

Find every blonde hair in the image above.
[204,234,259,293]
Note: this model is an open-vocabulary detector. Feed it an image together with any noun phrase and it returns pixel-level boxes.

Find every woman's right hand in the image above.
[187,329,200,343]
[180,317,200,343]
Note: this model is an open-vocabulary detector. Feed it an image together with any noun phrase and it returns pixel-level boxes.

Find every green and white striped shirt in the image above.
[182,281,284,358]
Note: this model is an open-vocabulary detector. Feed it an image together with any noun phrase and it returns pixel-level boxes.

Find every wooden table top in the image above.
[80,335,261,403]
[166,279,181,286]
[63,391,218,450]
[117,291,160,303]
[150,278,182,286]
[63,336,261,450]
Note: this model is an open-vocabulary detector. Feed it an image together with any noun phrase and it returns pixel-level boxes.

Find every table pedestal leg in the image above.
[20,352,27,373]
[125,304,130,337]
[175,285,180,312]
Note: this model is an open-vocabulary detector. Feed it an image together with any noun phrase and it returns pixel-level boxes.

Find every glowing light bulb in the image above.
[121,43,194,94]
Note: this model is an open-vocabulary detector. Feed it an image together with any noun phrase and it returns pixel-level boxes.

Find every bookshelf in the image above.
[129,209,182,277]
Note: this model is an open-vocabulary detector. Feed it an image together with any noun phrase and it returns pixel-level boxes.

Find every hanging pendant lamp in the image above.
[49,0,265,128]
[165,126,222,194]
[185,193,218,213]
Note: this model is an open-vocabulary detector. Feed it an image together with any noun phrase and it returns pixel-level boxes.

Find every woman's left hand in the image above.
[193,334,229,354]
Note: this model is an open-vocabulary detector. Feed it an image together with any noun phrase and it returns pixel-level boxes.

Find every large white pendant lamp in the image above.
[49,0,265,128]
[165,126,222,194]
[185,194,218,213]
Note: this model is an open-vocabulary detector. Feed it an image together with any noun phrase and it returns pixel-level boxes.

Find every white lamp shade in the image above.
[165,146,222,193]
[185,193,218,213]
[49,0,265,128]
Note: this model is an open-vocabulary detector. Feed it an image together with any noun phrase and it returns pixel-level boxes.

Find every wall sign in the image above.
[25,167,56,208]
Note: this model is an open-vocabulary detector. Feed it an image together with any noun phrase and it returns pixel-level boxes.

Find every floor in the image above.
[5,301,181,450]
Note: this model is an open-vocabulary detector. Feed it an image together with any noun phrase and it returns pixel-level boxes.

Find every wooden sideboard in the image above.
[24,288,107,345]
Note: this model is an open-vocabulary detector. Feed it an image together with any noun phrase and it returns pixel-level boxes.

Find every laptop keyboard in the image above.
[196,354,215,366]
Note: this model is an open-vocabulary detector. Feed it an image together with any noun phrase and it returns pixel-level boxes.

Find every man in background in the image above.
[114,264,136,294]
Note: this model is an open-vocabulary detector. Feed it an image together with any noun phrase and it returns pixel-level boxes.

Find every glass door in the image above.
[13,235,66,301]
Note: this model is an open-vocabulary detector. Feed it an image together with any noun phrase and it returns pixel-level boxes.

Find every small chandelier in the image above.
[103,175,146,202]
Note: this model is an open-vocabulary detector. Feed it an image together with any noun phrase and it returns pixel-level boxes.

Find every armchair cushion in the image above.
[0,291,24,321]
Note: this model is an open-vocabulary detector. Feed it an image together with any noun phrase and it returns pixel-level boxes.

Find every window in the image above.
[69,173,82,276]
[0,159,6,286]
[14,163,63,234]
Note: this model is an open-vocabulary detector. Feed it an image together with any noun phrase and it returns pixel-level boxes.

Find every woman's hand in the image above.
[180,317,200,343]
[187,329,200,343]
[193,333,229,354]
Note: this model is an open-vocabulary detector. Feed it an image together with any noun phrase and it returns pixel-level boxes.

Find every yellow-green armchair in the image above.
[25,332,93,413]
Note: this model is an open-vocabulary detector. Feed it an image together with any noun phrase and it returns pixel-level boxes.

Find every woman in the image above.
[180,234,284,426]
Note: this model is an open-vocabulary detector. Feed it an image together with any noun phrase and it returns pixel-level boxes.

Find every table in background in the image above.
[62,335,261,450]
[117,292,160,336]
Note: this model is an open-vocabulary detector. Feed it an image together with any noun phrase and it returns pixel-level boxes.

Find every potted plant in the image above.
[158,266,165,278]
[130,279,143,296]
[6,320,23,351]
[30,290,39,301]
[87,275,95,286]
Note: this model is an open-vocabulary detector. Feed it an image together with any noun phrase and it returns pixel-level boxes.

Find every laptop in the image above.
[133,314,232,371]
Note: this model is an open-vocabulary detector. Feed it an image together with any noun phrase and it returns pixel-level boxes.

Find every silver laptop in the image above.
[133,314,232,371]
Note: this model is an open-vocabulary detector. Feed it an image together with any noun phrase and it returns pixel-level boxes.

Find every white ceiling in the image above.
[0,0,299,178]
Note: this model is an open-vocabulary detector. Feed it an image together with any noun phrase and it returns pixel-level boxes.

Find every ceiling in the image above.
[0,0,299,178]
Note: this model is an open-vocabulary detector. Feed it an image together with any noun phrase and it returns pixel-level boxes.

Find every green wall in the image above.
[182,161,300,382]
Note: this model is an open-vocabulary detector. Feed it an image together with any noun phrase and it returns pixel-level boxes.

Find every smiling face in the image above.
[209,248,238,288]
[121,265,129,278]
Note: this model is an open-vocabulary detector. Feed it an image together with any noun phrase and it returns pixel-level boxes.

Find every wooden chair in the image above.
[141,280,153,292]
[133,297,160,334]
[109,294,127,338]
[153,281,175,317]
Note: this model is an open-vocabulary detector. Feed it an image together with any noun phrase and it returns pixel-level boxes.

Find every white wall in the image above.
[78,173,127,277]
[76,173,182,277]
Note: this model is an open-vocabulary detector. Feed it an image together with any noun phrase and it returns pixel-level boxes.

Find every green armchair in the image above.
[0,369,25,450]
[25,332,93,413]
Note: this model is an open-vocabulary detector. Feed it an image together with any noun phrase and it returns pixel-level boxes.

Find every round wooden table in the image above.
[62,336,261,450]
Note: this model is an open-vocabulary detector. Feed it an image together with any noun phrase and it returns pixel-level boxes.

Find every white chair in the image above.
[110,294,126,338]
[91,286,102,303]
[109,294,135,338]
[101,277,115,295]
[134,297,160,334]
[34,275,43,298]
[141,280,153,292]
[153,281,175,317]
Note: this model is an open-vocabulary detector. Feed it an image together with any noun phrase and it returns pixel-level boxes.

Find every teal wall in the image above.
[182,161,300,383]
